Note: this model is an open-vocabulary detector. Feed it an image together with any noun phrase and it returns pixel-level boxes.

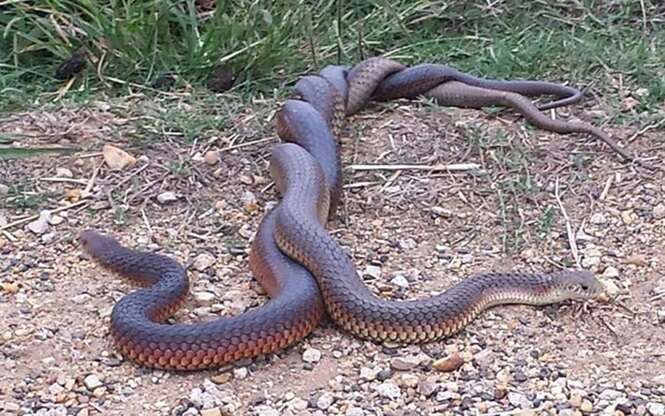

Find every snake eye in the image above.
[580,284,589,291]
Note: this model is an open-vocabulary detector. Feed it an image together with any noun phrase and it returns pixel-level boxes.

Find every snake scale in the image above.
[81,57,605,370]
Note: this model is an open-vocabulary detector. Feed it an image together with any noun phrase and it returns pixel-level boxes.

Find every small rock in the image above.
[590,213,607,224]
[210,373,232,384]
[621,210,636,225]
[390,356,421,371]
[653,374,665,386]
[570,391,583,408]
[190,387,216,410]
[254,405,279,416]
[432,353,464,372]
[194,291,216,304]
[288,398,308,411]
[653,204,665,219]
[364,265,381,279]
[390,275,409,288]
[316,392,334,410]
[580,400,593,413]
[624,254,647,266]
[241,191,258,213]
[48,214,64,225]
[0,184,9,195]
[599,389,622,400]
[83,374,103,390]
[55,167,73,177]
[417,378,438,397]
[200,408,222,416]
[400,374,419,388]
[204,151,220,165]
[374,381,401,399]
[647,403,665,416]
[193,252,216,271]
[1,282,19,294]
[233,367,248,380]
[103,144,136,170]
[508,392,529,407]
[346,406,364,416]
[603,266,619,278]
[601,279,620,297]
[302,348,322,363]
[359,366,381,381]
[27,211,51,235]
[157,191,178,204]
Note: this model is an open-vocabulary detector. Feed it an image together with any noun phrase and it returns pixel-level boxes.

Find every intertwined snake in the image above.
[81,57,606,370]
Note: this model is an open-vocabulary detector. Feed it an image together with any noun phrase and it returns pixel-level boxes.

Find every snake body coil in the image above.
[81,57,605,370]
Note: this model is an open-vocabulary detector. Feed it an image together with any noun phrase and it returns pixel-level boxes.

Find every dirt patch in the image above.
[1,98,664,415]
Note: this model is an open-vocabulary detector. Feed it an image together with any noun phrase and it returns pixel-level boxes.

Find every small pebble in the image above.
[374,381,401,399]
[303,348,322,363]
[432,353,464,372]
[83,374,103,390]
[316,392,334,410]
[157,191,178,204]
[390,275,409,288]
[390,356,420,371]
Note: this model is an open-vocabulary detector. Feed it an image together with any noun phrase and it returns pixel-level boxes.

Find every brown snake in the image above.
[81,57,606,370]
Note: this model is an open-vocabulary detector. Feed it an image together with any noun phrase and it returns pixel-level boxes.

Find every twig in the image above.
[110,163,151,191]
[0,201,88,231]
[347,163,481,172]
[38,177,89,185]
[599,175,613,201]
[554,178,580,268]
[84,162,101,195]
[141,208,153,235]
[627,118,665,143]
[219,137,275,152]
[595,315,620,340]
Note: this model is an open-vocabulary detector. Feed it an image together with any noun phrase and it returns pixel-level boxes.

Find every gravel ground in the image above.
[1,98,664,416]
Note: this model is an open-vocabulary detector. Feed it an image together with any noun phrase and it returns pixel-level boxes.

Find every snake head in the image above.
[79,229,121,260]
[552,270,605,301]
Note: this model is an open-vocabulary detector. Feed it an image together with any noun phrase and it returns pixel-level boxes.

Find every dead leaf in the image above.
[103,144,136,170]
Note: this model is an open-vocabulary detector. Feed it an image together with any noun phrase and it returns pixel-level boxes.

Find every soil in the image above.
[1,96,664,415]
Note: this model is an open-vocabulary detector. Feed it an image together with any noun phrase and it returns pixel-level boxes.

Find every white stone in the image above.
[316,392,334,410]
[647,402,665,416]
[254,405,279,416]
[346,407,365,416]
[55,167,73,178]
[602,266,619,278]
[233,367,248,380]
[590,213,607,224]
[508,392,529,408]
[303,348,322,363]
[598,389,622,400]
[288,398,308,411]
[193,252,216,271]
[390,275,409,288]
[194,291,216,304]
[157,191,178,204]
[364,265,381,279]
[374,381,401,399]
[27,211,51,235]
[83,374,103,390]
[360,366,381,381]
[654,204,665,219]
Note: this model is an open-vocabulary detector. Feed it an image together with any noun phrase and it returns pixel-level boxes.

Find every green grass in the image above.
[1,1,663,113]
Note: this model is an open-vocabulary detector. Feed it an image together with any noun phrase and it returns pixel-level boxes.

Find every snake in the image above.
[81,57,606,370]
